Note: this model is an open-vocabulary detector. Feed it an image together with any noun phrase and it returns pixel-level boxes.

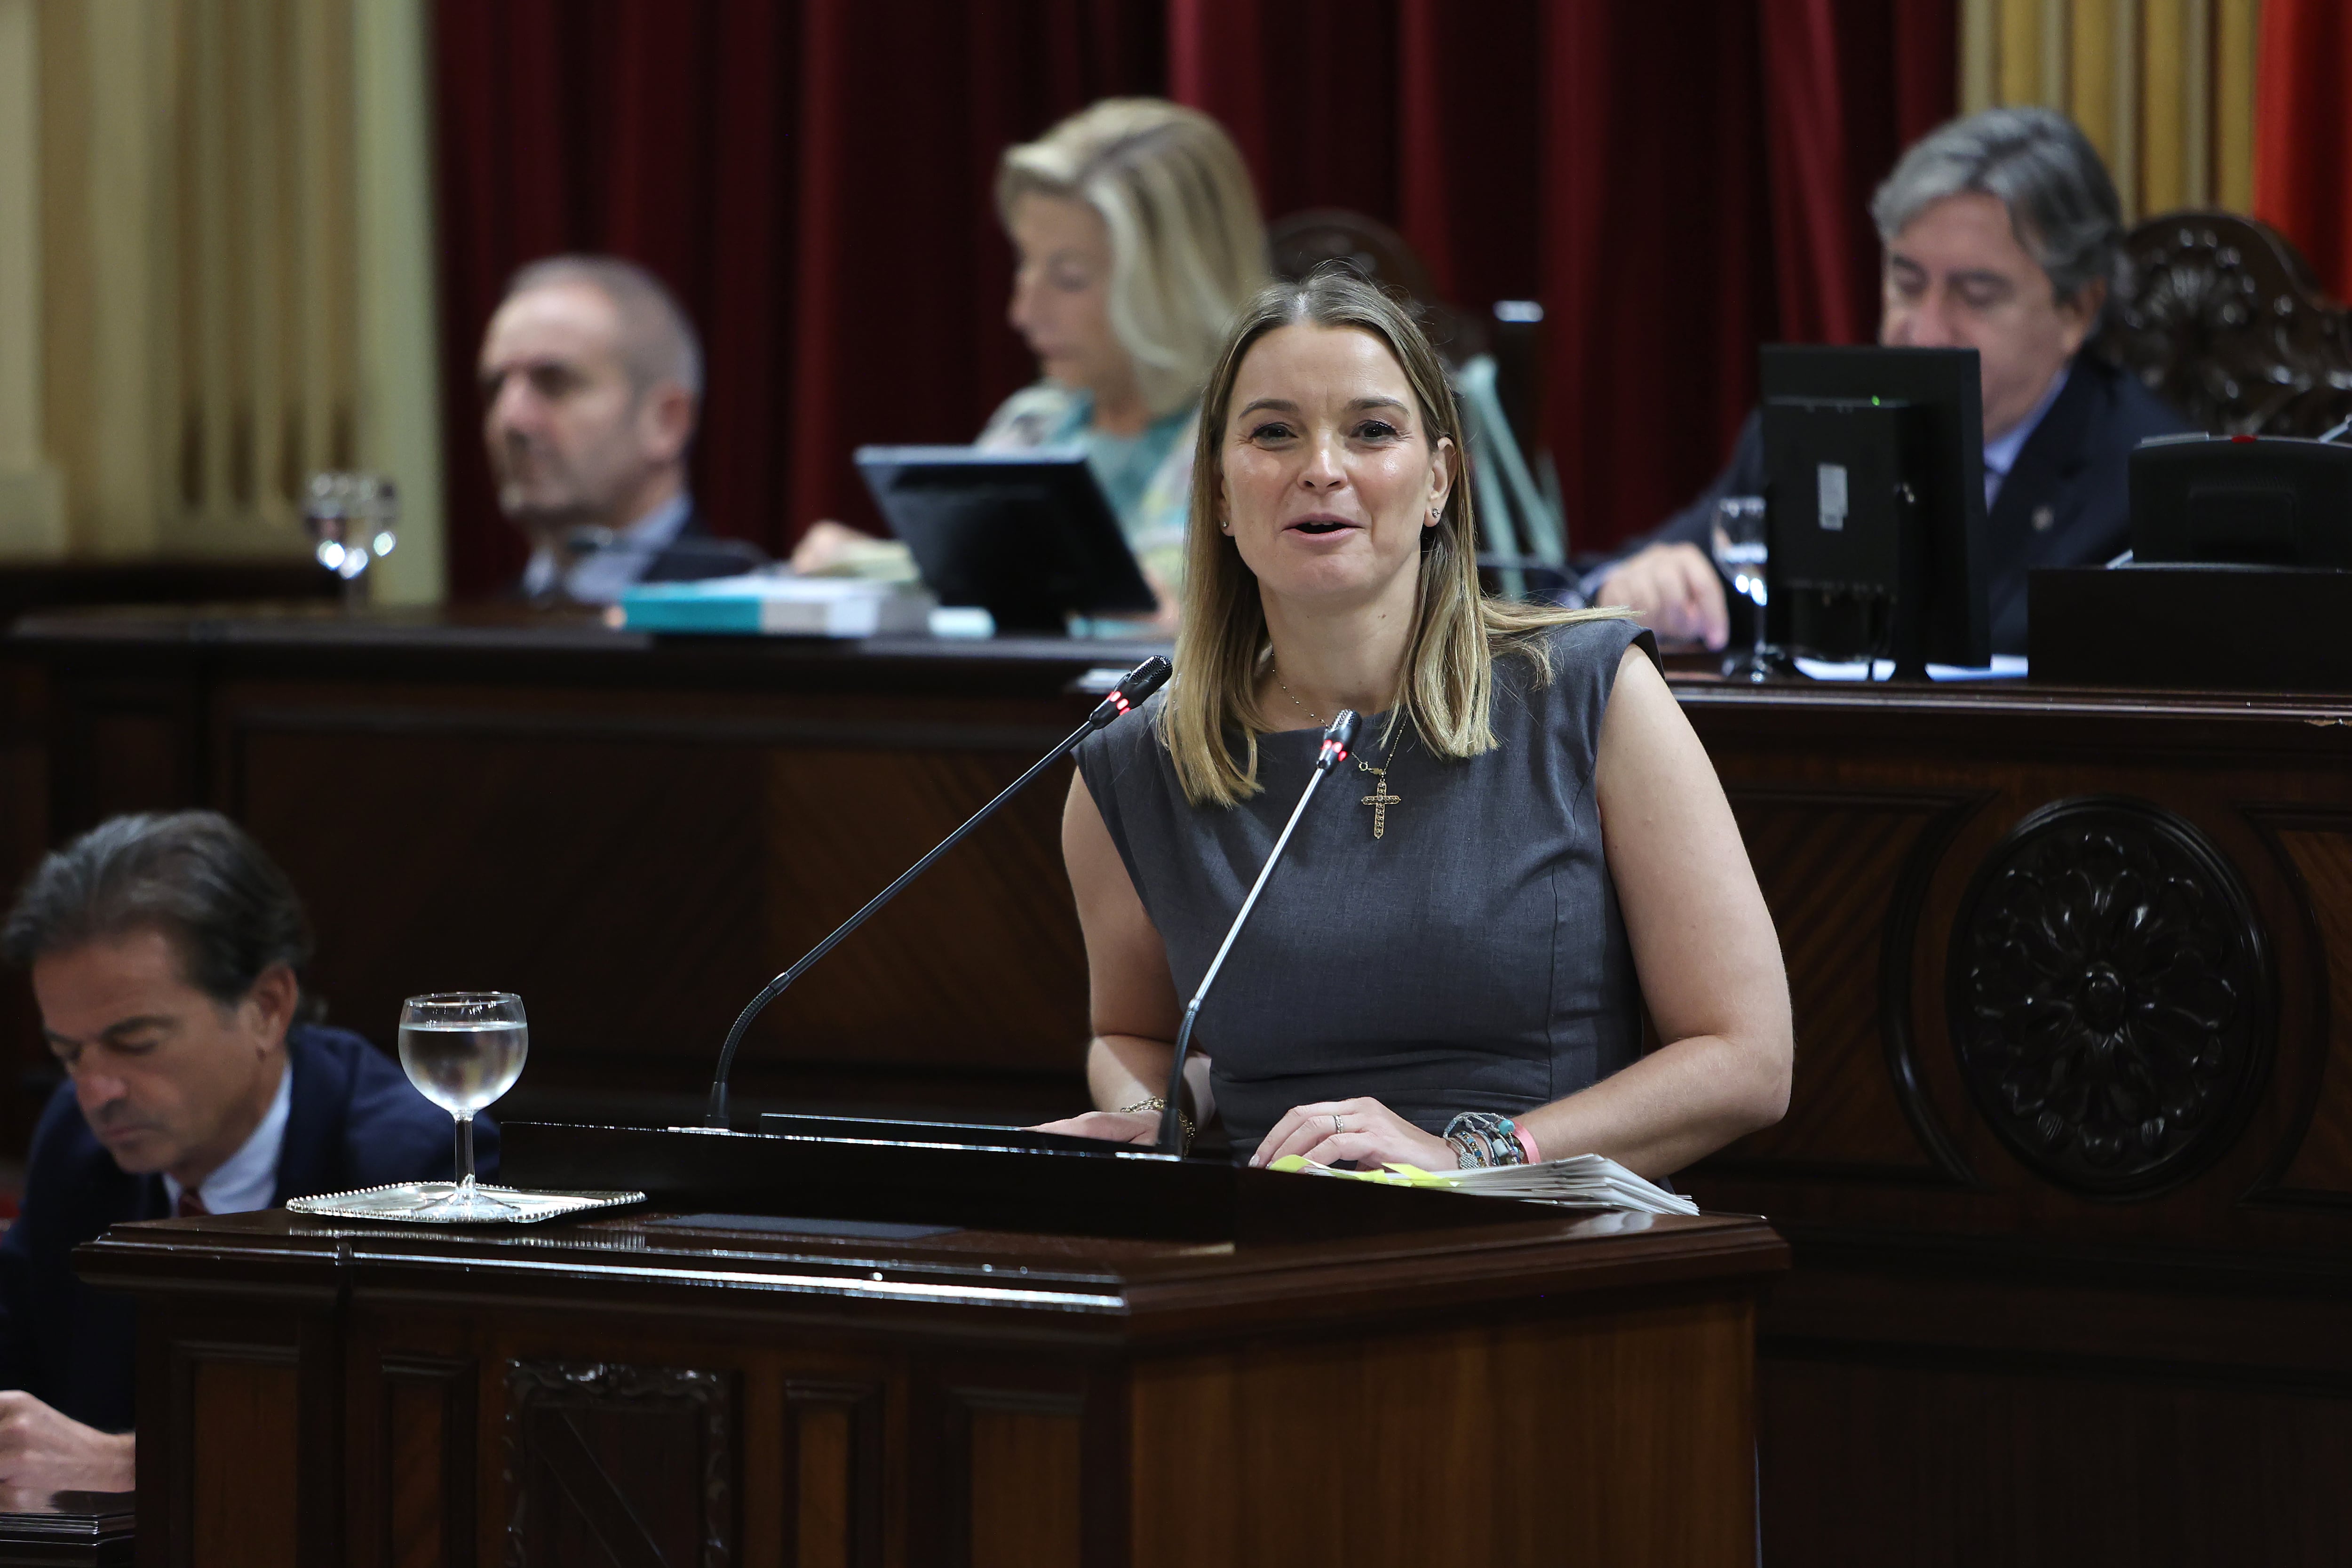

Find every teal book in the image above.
[619,574,937,637]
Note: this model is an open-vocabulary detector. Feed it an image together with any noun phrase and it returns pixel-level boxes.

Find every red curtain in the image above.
[433,0,1159,596]
[431,0,1952,593]
[1166,0,1951,553]
[2254,0,2352,304]
[1540,0,1953,551]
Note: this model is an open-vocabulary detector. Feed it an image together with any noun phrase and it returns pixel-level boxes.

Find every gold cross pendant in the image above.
[1357,759,1401,840]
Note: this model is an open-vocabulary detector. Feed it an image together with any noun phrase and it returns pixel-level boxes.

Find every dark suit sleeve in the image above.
[1592,410,1766,565]
[0,1180,35,1394]
[332,1033,503,1187]
[0,1086,85,1395]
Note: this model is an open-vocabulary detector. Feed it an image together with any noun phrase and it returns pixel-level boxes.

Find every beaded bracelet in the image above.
[1443,1111,1530,1170]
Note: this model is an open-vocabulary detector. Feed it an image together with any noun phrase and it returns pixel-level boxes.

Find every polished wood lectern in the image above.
[77,1123,1784,1568]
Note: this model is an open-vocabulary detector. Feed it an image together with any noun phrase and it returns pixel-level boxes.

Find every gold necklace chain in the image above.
[1272,666,1323,726]
[1274,663,1401,838]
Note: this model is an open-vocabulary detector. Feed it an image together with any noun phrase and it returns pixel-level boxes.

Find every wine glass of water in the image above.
[399,992,528,1218]
[1711,495,1780,682]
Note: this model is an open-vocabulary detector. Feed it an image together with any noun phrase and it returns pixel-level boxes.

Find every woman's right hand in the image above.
[1029,1109,1160,1146]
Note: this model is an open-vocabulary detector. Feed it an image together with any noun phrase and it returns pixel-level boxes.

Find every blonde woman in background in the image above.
[793,99,1268,621]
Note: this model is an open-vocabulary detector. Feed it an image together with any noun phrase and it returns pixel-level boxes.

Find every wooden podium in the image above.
[76,1123,1784,1568]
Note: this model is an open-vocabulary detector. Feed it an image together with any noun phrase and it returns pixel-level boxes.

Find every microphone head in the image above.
[1086,654,1172,729]
[1318,709,1361,769]
[1119,655,1172,706]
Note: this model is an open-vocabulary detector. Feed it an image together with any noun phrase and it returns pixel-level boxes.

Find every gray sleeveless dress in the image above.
[1074,618,1657,1160]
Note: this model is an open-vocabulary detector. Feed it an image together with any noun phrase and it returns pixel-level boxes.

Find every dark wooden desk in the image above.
[1675,676,2352,1566]
[21,612,2352,1562]
[77,1202,1783,1567]
[0,1490,133,1566]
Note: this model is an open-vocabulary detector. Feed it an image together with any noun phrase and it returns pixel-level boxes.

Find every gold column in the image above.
[1963,0,2001,111]
[38,0,176,557]
[2000,0,2046,99]
[24,0,445,593]
[0,0,64,554]
[352,0,445,605]
[2110,0,2142,218]
[1958,0,2261,223]
[2214,0,2258,212]
[2070,0,2115,175]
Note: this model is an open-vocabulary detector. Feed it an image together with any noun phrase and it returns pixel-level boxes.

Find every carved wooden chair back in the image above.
[2100,210,2352,436]
[1264,208,1565,578]
[1265,207,1487,363]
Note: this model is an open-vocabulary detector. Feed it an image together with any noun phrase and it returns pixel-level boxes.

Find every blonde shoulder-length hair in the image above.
[997,99,1269,418]
[1163,267,1631,808]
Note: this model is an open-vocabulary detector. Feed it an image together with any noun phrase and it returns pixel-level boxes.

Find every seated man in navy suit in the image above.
[1591,105,2192,657]
[480,254,761,604]
[0,811,490,1493]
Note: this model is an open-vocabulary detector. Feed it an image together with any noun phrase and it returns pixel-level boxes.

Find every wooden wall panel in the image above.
[381,1355,476,1568]
[782,1380,883,1568]
[2256,819,2352,1199]
[1712,790,1980,1178]
[1761,1350,2352,1568]
[215,682,1093,1118]
[1129,1298,1756,1568]
[501,1360,734,1568]
[757,748,1087,1069]
[231,723,770,1071]
[186,1353,301,1568]
[960,1397,1082,1568]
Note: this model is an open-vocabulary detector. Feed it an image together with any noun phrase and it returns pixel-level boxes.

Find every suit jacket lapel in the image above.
[269,1030,345,1206]
[1986,358,2100,581]
[1985,364,2098,541]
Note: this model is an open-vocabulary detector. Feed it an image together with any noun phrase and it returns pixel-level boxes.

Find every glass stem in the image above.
[1752,585,1768,661]
[455,1112,476,1196]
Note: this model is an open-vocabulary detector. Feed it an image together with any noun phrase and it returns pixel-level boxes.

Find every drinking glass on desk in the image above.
[1710,495,1782,682]
[398,992,528,1219]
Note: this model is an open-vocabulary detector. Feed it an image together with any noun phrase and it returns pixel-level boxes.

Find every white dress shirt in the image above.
[520,493,693,605]
[1981,364,2070,509]
[163,1059,292,1216]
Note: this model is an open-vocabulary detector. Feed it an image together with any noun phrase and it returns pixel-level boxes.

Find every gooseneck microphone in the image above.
[705,654,1170,1127]
[1155,709,1359,1154]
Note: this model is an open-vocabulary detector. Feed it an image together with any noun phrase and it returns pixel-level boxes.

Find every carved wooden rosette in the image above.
[2103,210,2352,437]
[1946,798,2273,1197]
[503,1360,736,1568]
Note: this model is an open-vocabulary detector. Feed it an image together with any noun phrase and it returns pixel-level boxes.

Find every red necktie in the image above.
[175,1188,208,1218]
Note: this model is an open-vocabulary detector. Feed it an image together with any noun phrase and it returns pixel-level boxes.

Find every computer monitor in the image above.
[2130,432,2352,566]
[855,446,1157,634]
[1759,346,1991,674]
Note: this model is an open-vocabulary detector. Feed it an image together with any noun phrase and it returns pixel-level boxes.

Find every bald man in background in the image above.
[478,255,762,603]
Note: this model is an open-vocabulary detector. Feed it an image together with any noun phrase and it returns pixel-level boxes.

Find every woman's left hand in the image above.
[1248,1097,1456,1171]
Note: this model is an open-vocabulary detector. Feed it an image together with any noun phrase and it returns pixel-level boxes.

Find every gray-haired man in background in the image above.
[478,255,760,603]
[1593,106,2192,655]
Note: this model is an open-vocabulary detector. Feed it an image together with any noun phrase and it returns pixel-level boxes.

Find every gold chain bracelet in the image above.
[1118,1098,1194,1154]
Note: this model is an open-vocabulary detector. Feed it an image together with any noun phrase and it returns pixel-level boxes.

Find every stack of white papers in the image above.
[1268,1152,1700,1216]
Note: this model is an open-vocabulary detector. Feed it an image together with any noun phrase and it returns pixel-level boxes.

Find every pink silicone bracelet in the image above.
[1515,1125,1541,1164]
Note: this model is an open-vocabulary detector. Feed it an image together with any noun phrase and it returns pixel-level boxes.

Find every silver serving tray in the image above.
[286,1181,645,1225]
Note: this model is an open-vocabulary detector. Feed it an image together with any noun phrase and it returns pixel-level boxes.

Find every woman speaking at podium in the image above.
[1040,267,1792,1176]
